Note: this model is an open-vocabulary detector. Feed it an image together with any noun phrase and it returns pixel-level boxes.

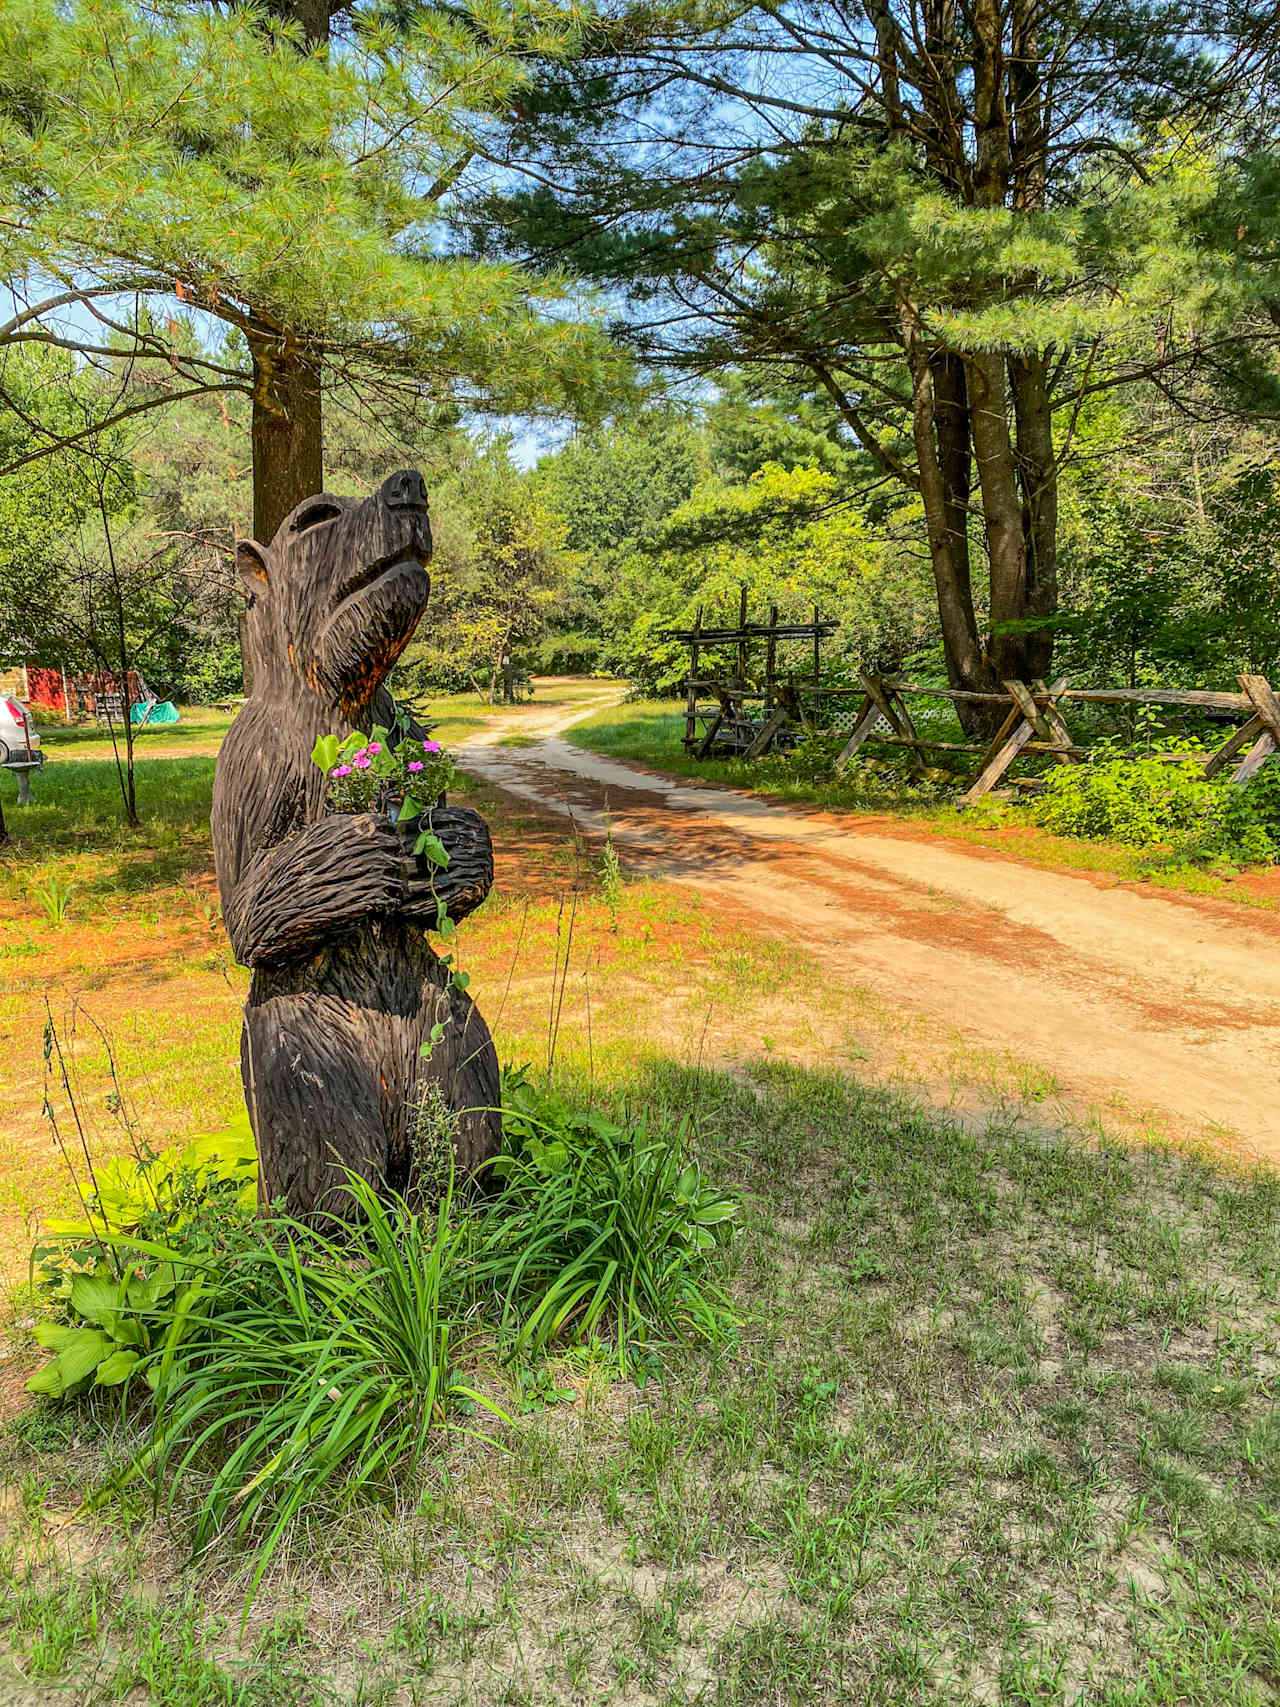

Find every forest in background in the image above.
[5,343,1280,710]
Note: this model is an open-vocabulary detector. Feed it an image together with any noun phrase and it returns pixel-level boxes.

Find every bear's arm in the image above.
[224,813,404,970]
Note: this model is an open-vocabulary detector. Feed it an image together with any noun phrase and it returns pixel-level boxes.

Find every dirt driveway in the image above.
[460,682,1280,1166]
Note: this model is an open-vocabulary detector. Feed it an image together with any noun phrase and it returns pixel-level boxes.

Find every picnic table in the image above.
[2,754,44,804]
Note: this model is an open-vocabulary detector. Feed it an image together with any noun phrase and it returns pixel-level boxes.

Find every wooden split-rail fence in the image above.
[834,673,1280,805]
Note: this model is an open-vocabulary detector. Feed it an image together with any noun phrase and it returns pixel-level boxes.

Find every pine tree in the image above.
[0,0,625,539]
[474,0,1280,721]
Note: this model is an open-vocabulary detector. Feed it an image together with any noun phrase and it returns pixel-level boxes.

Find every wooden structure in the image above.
[670,594,838,759]
[211,469,501,1222]
[71,670,141,725]
[831,673,1280,804]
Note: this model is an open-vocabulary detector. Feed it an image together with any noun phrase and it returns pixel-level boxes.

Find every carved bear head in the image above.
[237,469,432,715]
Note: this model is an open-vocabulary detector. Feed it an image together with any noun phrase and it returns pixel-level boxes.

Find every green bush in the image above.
[1031,757,1278,864]
[134,1176,492,1602]
[25,1076,740,1596]
[476,1070,739,1372]
[27,1118,258,1400]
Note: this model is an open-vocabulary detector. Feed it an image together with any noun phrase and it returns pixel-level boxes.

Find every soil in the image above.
[460,682,1280,1166]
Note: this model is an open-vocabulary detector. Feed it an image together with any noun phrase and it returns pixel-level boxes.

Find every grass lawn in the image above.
[0,696,1277,1703]
[564,699,1280,908]
[2,1059,1278,1704]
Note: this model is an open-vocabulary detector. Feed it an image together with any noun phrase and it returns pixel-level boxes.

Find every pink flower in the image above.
[367,742,382,755]
[408,760,424,772]
[353,755,372,770]
[331,764,352,778]
[422,739,441,754]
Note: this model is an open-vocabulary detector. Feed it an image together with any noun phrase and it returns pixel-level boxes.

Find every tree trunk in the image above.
[242,334,323,694]
[1009,352,1057,681]
[240,0,329,693]
[966,350,1031,685]
[249,333,325,544]
[900,307,994,730]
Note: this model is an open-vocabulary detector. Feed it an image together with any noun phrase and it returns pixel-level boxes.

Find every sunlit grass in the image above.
[565,697,1280,907]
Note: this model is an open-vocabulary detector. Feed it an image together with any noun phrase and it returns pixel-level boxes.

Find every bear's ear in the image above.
[236,538,270,595]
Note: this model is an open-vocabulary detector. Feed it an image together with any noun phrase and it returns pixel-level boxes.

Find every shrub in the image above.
[25,1077,740,1594]
[476,1070,739,1372]
[27,1118,258,1400]
[1031,757,1278,864]
[131,1176,496,1601]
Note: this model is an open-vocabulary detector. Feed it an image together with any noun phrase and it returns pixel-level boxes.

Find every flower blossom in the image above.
[422,739,442,754]
[352,755,372,770]
[408,760,424,772]
[331,764,352,778]
[367,742,382,755]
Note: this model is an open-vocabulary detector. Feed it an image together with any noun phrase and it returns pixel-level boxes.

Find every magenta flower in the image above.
[367,742,382,755]
[408,760,424,772]
[422,739,442,754]
[353,755,372,770]
[331,763,352,778]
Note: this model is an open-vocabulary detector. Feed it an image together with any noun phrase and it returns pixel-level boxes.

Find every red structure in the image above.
[26,668,66,712]
[0,665,69,715]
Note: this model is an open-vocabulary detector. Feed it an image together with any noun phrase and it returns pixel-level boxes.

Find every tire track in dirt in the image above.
[460,685,1280,1165]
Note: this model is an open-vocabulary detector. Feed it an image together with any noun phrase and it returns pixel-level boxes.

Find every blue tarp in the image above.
[130,700,180,728]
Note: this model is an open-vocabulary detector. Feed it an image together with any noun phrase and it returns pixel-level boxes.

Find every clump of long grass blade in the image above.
[117,1174,502,1605]
[473,1075,739,1373]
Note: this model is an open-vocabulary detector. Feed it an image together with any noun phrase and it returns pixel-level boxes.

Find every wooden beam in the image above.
[744,706,789,759]
[961,676,1068,805]
[1003,679,1054,743]
[1239,673,1280,736]
[834,696,882,772]
[961,719,1038,805]
[1030,677,1077,759]
[694,708,724,760]
[1231,729,1277,783]
[1059,687,1249,712]
[885,686,929,775]
[685,605,702,752]
[1228,675,1280,783]
[1203,712,1264,780]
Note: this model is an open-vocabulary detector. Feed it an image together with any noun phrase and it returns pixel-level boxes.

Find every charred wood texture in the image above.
[212,470,501,1220]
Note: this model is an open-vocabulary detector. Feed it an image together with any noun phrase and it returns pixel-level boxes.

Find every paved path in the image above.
[460,683,1280,1163]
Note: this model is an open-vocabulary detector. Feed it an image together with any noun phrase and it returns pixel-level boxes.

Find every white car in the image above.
[0,696,41,765]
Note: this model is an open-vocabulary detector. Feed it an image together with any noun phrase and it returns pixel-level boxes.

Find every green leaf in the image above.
[34,1322,85,1351]
[414,831,450,868]
[311,733,341,774]
[399,794,424,822]
[95,1348,141,1387]
[69,1271,126,1327]
[25,1363,65,1397]
[31,1328,113,1395]
[451,969,471,993]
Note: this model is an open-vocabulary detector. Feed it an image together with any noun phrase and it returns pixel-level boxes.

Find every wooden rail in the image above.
[832,673,1280,803]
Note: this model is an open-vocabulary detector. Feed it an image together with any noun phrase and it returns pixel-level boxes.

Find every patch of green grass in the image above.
[565,699,1280,906]
[4,1054,1279,1703]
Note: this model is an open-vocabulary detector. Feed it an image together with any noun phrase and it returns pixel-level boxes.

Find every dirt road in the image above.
[459,682,1280,1164]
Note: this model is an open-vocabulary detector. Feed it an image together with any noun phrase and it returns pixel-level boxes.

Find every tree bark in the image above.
[239,0,330,691]
[249,332,325,544]
[900,305,993,727]
[1010,352,1057,681]
[966,350,1030,684]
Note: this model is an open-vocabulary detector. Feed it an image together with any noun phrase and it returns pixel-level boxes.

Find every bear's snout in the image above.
[381,469,429,512]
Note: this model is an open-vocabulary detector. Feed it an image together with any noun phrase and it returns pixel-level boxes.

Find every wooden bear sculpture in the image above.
[211,469,501,1219]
